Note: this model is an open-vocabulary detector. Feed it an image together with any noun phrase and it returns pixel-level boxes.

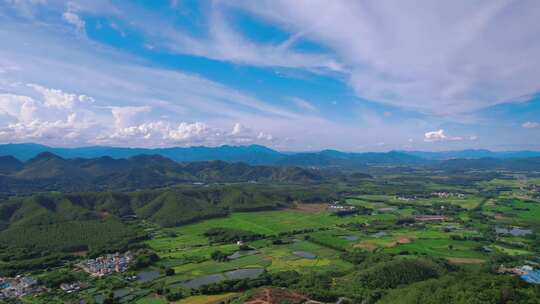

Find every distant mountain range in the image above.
[402,149,540,160]
[0,152,331,193]
[3,143,539,165]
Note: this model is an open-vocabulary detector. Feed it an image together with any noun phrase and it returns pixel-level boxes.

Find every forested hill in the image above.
[0,152,328,193]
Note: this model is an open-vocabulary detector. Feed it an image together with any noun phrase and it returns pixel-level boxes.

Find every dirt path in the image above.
[244,288,308,304]
[293,203,328,214]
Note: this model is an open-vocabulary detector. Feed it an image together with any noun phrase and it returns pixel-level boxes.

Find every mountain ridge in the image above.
[0,152,331,193]
[3,143,539,165]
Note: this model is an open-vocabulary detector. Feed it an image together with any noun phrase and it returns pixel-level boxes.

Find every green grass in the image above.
[483,198,540,224]
[261,240,354,273]
[136,296,168,304]
[492,245,532,256]
[146,209,357,256]
[384,239,483,258]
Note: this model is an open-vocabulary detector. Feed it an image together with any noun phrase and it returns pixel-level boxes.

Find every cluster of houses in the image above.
[0,275,41,300]
[396,195,417,201]
[59,282,82,293]
[431,192,465,199]
[498,265,540,284]
[77,251,134,277]
[328,201,357,211]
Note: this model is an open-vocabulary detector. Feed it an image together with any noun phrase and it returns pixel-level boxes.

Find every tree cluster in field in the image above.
[210,250,230,262]
[204,228,264,244]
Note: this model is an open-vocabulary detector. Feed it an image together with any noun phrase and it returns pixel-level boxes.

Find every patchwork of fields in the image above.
[12,173,540,303]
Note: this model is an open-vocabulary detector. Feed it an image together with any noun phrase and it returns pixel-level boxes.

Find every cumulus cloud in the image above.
[522,121,539,129]
[0,94,37,123]
[424,129,463,142]
[104,121,209,144]
[27,84,93,109]
[0,82,278,147]
[111,106,151,128]
[229,123,275,144]
[0,84,104,145]
[231,122,247,135]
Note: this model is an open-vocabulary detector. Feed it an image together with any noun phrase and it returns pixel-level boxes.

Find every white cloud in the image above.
[105,121,209,144]
[231,122,245,135]
[62,11,85,30]
[0,94,37,123]
[0,83,279,147]
[522,121,539,129]
[100,120,276,147]
[66,1,342,72]
[111,106,151,128]
[172,10,342,71]
[424,129,463,142]
[257,131,273,141]
[0,85,105,145]
[27,83,92,109]
[62,1,85,31]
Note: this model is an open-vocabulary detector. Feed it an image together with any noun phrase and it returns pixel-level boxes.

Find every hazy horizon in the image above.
[3,141,540,154]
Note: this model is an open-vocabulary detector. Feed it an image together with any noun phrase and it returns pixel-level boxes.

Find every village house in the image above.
[0,275,40,299]
[77,251,134,277]
[60,282,81,293]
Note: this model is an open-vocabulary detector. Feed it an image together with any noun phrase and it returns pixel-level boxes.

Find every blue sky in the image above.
[0,0,539,151]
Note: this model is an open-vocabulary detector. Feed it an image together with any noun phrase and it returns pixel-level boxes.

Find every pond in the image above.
[293,251,316,259]
[371,231,387,238]
[339,235,359,241]
[496,227,532,236]
[225,268,264,280]
[227,250,258,260]
[137,270,161,282]
[181,274,226,289]
[180,268,265,289]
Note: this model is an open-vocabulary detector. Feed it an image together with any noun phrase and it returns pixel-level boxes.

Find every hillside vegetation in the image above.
[0,152,330,193]
[0,183,340,275]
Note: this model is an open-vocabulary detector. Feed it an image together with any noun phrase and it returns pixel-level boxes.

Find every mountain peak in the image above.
[32,152,64,161]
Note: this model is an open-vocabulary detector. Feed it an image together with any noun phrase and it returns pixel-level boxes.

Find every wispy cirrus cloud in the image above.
[228,0,540,115]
